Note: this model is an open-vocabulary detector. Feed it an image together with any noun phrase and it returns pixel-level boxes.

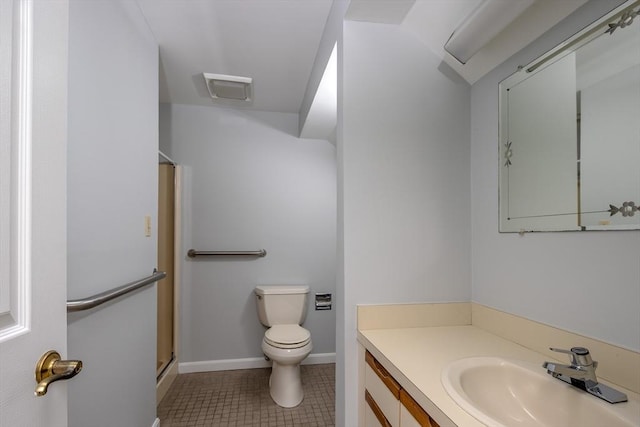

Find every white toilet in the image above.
[255,285,312,408]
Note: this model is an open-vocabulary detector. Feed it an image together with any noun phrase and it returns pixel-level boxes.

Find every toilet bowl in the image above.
[262,324,313,407]
[254,286,312,408]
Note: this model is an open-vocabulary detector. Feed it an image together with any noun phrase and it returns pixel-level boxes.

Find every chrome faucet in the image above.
[542,347,627,404]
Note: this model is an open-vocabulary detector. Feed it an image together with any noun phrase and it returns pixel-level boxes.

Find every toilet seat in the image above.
[265,325,311,349]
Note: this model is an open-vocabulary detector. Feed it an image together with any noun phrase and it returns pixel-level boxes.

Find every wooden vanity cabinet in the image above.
[364,351,440,427]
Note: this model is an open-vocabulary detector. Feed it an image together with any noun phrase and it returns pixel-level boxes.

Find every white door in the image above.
[0,1,71,426]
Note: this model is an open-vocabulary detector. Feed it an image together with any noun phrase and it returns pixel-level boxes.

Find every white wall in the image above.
[66,1,159,426]
[471,0,639,351]
[160,103,337,363]
[338,21,471,427]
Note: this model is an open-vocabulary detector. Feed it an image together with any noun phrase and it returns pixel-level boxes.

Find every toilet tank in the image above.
[255,285,309,327]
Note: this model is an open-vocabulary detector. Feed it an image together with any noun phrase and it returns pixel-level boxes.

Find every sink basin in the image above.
[442,357,638,427]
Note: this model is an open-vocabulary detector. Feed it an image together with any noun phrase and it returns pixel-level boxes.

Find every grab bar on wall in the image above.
[187,249,267,258]
[66,269,167,313]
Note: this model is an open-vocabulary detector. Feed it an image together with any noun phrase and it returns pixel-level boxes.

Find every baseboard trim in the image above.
[303,352,336,365]
[179,352,336,374]
[152,417,160,427]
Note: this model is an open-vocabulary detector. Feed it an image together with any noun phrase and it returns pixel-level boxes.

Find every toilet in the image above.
[255,285,312,408]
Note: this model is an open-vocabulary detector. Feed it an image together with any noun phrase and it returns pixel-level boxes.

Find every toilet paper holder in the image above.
[315,293,332,310]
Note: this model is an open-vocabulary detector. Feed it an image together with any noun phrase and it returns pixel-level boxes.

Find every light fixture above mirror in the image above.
[444,0,534,64]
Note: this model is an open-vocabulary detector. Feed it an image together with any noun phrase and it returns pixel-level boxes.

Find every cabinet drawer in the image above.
[365,352,400,426]
[365,351,401,398]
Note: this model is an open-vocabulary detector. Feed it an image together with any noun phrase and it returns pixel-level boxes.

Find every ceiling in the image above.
[136,0,588,119]
[136,0,334,113]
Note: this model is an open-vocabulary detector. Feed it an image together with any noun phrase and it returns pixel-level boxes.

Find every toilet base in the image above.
[269,361,303,408]
[261,336,312,408]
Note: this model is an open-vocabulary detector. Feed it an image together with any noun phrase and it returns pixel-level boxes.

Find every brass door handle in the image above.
[34,350,83,396]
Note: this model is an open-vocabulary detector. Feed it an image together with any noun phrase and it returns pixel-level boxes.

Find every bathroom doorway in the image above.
[157,154,181,402]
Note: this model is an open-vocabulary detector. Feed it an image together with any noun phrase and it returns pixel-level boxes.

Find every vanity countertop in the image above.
[357,325,640,427]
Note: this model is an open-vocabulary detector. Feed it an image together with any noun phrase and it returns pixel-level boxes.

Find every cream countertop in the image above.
[358,325,640,427]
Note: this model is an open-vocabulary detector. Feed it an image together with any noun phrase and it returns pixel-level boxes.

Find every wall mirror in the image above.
[499,0,639,232]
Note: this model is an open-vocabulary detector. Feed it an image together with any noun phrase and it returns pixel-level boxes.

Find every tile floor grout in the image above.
[158,363,335,426]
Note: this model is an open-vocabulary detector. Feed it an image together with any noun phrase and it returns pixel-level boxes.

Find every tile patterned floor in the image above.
[158,364,335,427]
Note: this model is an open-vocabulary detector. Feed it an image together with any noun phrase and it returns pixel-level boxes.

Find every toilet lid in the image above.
[265,325,310,347]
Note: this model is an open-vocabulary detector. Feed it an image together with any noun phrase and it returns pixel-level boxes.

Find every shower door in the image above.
[157,163,175,376]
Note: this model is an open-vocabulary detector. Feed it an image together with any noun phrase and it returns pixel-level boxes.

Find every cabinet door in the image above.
[366,403,382,426]
[365,390,392,427]
[400,389,439,427]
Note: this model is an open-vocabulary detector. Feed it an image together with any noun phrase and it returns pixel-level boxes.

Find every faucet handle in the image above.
[549,347,595,367]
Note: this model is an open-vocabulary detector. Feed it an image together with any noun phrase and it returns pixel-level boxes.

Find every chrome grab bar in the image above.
[187,249,267,258]
[66,270,167,312]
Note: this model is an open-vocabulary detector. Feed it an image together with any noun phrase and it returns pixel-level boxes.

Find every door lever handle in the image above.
[34,350,83,397]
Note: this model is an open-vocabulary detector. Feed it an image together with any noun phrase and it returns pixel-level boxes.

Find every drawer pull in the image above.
[374,359,391,378]
[366,350,401,399]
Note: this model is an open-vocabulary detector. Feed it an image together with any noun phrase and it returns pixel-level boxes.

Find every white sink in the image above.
[441,357,639,427]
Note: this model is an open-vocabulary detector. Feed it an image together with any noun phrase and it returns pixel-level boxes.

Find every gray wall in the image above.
[470,0,639,353]
[338,21,472,427]
[161,103,337,363]
[66,1,159,426]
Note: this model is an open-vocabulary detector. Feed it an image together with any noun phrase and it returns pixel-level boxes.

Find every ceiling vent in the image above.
[203,73,252,101]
